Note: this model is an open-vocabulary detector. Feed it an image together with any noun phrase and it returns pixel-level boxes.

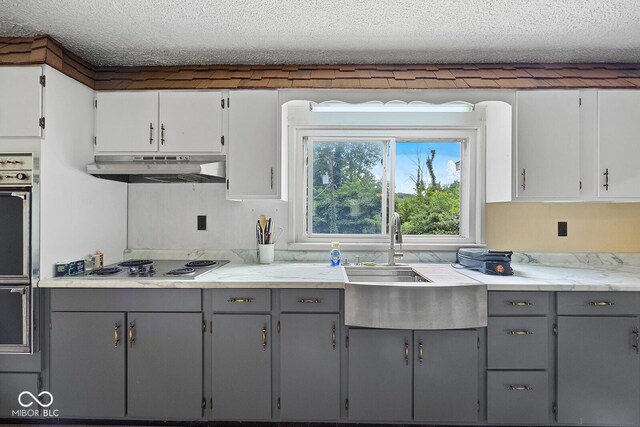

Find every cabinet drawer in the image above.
[212,289,271,312]
[50,289,201,312]
[557,292,640,315]
[487,371,549,425]
[488,317,548,369]
[280,289,340,313]
[488,292,550,316]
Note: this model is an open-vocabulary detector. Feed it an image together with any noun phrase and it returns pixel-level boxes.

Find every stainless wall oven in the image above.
[0,153,33,353]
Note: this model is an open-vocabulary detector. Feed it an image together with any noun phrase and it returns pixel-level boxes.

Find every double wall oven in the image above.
[0,153,34,353]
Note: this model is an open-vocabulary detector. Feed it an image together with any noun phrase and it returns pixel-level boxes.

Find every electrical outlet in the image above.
[197,215,207,231]
[558,221,568,237]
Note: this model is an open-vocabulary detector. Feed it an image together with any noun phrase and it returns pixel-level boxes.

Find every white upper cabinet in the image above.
[158,91,222,153]
[96,91,159,152]
[597,91,640,199]
[516,90,581,200]
[96,91,223,154]
[0,66,43,137]
[228,90,283,199]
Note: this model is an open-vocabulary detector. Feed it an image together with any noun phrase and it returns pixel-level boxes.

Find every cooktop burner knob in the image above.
[15,173,27,180]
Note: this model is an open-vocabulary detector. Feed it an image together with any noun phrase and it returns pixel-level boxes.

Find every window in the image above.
[294,128,480,247]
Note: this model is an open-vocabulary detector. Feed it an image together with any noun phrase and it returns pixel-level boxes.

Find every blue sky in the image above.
[394,141,461,194]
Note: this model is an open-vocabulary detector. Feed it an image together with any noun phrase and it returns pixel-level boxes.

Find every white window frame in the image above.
[290,127,484,250]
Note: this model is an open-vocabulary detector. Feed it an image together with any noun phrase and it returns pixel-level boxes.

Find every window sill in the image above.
[287,242,486,252]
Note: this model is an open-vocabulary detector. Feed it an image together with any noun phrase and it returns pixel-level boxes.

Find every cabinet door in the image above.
[516,90,580,199]
[280,314,340,420]
[128,312,203,420]
[212,314,271,420]
[228,90,279,199]
[50,312,125,418]
[0,67,42,137]
[414,330,478,423]
[95,91,159,152]
[598,90,640,198]
[0,373,39,418]
[158,91,222,153]
[348,329,412,421]
[557,316,640,425]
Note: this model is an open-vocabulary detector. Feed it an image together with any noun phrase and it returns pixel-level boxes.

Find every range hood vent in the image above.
[87,155,226,184]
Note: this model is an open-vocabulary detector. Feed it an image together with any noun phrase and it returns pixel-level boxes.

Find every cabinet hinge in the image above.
[552,401,558,415]
[553,323,558,336]
[94,136,97,145]
[277,320,280,333]
[345,398,349,411]
[39,117,45,129]
[477,336,480,349]
[39,75,46,87]
[579,180,582,190]
[94,99,97,108]
[210,397,212,409]
[477,400,480,413]
[202,397,206,409]
[226,179,229,190]
[227,97,230,108]
[277,397,281,410]
[579,97,582,107]
[210,320,212,334]
[221,98,225,109]
[221,135,224,146]
[202,320,206,333]
[345,335,349,349]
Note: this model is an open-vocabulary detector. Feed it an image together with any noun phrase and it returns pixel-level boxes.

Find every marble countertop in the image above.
[38,259,640,291]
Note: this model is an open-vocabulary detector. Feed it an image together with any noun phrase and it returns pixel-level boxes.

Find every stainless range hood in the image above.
[87,155,226,183]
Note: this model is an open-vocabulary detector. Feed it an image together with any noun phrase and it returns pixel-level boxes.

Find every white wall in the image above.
[127,183,287,250]
[39,67,127,277]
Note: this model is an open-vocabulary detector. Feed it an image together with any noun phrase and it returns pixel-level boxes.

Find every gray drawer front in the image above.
[280,289,340,313]
[212,289,271,312]
[489,292,550,316]
[50,289,201,312]
[487,371,549,425]
[488,317,548,369]
[557,292,640,315]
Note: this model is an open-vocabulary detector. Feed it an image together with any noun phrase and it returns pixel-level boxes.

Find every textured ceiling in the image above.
[1,0,639,66]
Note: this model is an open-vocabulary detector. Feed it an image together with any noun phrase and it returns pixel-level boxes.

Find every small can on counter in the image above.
[54,262,68,277]
[93,251,104,269]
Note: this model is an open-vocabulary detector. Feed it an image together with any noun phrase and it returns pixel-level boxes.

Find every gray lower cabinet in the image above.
[50,312,126,418]
[211,314,271,420]
[127,312,203,420]
[414,330,478,423]
[557,316,640,425]
[279,313,340,420]
[0,372,40,418]
[348,329,412,422]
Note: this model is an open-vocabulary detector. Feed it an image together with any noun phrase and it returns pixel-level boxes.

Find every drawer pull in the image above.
[418,341,424,364]
[509,301,533,307]
[508,330,534,335]
[262,325,267,351]
[114,322,121,348]
[589,301,615,306]
[128,322,135,347]
[331,323,337,350]
[508,385,533,391]
[228,297,254,303]
[298,298,322,304]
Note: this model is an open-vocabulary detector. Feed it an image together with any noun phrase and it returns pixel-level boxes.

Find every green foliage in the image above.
[397,181,460,235]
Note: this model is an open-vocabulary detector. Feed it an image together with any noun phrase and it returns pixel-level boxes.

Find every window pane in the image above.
[394,141,461,236]
[310,140,384,235]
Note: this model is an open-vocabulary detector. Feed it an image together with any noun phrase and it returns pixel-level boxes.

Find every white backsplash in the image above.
[127,183,288,250]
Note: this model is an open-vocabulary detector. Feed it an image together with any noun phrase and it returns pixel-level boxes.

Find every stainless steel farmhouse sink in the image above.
[343,265,487,330]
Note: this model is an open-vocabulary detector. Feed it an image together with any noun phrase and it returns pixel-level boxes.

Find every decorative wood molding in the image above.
[2,35,640,91]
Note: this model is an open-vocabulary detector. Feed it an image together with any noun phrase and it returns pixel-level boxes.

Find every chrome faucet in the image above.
[388,212,403,265]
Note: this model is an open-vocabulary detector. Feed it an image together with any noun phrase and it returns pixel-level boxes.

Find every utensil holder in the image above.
[258,244,275,264]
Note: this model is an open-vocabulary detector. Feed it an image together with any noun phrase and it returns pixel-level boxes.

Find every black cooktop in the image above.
[118,259,153,267]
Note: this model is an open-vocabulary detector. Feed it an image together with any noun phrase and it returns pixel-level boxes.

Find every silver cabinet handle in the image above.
[160,124,165,145]
[508,330,534,335]
[590,301,615,306]
[331,323,336,350]
[404,338,409,366]
[509,301,532,307]
[521,168,526,190]
[508,385,533,391]
[298,298,321,304]
[261,325,267,351]
[270,167,274,189]
[603,168,609,191]
[228,297,254,303]
[149,123,154,144]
